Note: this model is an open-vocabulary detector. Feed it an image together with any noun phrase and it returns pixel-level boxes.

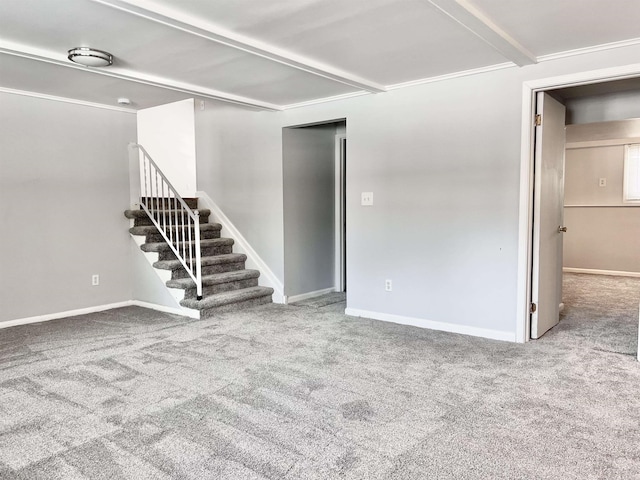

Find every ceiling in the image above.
[1,0,640,111]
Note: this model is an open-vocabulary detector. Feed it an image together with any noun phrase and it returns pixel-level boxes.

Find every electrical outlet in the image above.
[599,177,607,187]
[92,274,100,286]
[385,279,392,291]
[361,192,374,206]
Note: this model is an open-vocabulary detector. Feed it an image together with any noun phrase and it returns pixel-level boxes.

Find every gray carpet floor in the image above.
[290,292,347,309]
[0,273,639,479]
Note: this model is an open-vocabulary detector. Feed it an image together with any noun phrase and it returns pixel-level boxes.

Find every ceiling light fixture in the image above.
[117,98,131,106]
[67,47,113,67]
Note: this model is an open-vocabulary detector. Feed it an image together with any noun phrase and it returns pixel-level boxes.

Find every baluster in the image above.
[148,162,154,218]
[181,205,187,262]
[188,214,194,273]
[142,153,148,205]
[154,167,160,224]
[168,190,173,246]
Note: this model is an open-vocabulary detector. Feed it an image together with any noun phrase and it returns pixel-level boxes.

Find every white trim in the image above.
[517,62,640,344]
[566,138,640,149]
[130,300,199,318]
[386,63,513,91]
[0,299,202,330]
[287,287,337,304]
[91,0,386,93]
[345,308,516,342]
[426,0,536,66]
[334,134,347,292]
[563,267,640,278]
[195,191,285,303]
[0,41,281,111]
[538,38,640,63]
[564,204,640,208]
[283,91,370,110]
[0,301,133,330]
[0,87,136,113]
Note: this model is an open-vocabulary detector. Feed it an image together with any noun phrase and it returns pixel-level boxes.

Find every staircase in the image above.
[124,198,273,318]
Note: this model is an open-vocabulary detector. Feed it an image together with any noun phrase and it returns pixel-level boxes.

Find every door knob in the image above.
[558,226,567,233]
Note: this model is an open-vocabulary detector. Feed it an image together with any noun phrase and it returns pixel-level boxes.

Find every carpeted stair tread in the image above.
[129,223,221,236]
[141,237,233,253]
[153,253,247,271]
[124,208,211,219]
[181,286,274,310]
[167,269,260,289]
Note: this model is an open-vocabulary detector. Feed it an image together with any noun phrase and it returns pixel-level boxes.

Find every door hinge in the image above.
[535,114,542,126]
[530,302,537,313]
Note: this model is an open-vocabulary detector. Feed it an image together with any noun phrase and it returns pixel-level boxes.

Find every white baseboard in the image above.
[563,267,640,278]
[0,299,202,330]
[130,300,199,319]
[196,191,285,303]
[0,301,133,330]
[285,287,337,304]
[344,308,516,342]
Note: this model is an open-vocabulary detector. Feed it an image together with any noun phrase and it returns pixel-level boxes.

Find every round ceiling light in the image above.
[67,47,113,67]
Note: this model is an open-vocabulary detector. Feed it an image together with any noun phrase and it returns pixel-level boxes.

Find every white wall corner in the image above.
[195,191,285,303]
[344,308,517,343]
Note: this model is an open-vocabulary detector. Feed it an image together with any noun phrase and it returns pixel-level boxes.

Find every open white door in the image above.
[531,92,566,339]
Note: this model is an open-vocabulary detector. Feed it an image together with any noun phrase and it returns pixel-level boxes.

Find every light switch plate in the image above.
[361,192,373,206]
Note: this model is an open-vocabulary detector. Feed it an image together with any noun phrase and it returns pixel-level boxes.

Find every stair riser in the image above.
[184,278,259,299]
[200,295,272,317]
[134,215,210,227]
[159,245,232,262]
[144,230,220,243]
[170,261,246,280]
[140,197,198,210]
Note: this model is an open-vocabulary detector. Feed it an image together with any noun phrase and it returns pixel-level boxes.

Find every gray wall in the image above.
[564,123,640,273]
[283,125,336,297]
[564,207,640,272]
[0,92,137,323]
[194,42,640,338]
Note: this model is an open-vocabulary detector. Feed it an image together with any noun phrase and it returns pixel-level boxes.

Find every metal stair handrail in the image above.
[129,143,203,299]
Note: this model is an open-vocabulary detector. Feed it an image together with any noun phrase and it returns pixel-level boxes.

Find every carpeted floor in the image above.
[0,273,639,479]
[290,292,347,309]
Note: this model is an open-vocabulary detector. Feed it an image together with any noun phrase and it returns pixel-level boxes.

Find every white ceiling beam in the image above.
[426,0,537,66]
[91,0,387,93]
[0,41,281,111]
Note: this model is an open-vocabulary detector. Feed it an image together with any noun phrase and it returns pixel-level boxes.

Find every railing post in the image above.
[128,142,142,209]
[194,210,203,300]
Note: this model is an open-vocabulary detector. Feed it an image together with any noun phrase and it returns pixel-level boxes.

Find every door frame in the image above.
[334,134,347,292]
[516,62,640,343]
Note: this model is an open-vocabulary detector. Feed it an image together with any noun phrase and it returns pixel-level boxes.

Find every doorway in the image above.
[518,67,640,343]
[282,119,347,303]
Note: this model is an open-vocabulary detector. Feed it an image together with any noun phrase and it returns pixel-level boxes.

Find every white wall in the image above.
[0,92,137,323]
[283,125,337,297]
[194,43,640,339]
[195,103,284,281]
[137,99,197,197]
